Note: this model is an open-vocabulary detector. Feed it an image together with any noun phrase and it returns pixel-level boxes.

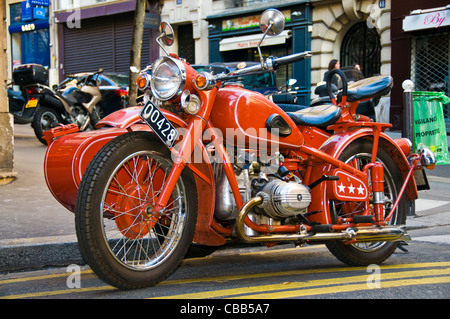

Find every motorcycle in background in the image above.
[43,9,436,290]
[7,82,33,124]
[12,64,104,145]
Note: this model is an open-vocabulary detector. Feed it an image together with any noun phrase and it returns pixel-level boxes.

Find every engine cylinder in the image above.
[257,180,311,219]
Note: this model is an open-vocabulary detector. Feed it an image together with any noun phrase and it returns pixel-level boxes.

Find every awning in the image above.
[219,30,291,52]
[403,6,450,32]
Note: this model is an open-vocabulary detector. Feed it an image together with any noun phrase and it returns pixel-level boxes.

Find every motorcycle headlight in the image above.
[150,56,186,101]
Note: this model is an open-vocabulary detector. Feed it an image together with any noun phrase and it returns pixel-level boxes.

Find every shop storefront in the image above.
[8,0,50,72]
[54,0,159,80]
[206,3,312,105]
[391,1,450,132]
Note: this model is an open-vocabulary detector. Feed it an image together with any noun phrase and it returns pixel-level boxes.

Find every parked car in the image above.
[192,62,278,95]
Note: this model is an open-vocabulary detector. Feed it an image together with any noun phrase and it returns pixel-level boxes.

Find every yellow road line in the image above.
[2,261,450,299]
[237,276,450,299]
[2,255,450,286]
[152,267,450,299]
[0,270,94,285]
[157,261,450,286]
[0,285,116,299]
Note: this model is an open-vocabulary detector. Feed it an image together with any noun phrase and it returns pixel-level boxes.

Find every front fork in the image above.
[150,88,218,218]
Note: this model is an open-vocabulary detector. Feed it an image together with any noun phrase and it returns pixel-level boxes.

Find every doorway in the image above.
[340,22,381,77]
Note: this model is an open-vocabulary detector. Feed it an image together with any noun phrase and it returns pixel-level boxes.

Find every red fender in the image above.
[306,127,418,225]
[44,106,224,246]
[95,106,143,129]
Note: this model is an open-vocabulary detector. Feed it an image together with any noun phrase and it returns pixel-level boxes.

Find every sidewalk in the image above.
[0,124,82,271]
[1,124,450,272]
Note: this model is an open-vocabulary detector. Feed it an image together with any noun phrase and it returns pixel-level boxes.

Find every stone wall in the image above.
[0,0,16,185]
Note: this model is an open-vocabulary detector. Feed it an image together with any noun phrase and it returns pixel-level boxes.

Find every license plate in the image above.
[25,99,38,108]
[140,101,179,148]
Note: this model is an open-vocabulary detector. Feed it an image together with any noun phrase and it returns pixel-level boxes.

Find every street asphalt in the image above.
[1,123,450,273]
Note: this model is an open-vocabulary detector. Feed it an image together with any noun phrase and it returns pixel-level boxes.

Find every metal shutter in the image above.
[63,12,151,75]
[63,16,115,74]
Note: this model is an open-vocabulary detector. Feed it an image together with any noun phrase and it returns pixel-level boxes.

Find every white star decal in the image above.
[357,185,365,195]
[338,183,346,193]
[348,184,355,194]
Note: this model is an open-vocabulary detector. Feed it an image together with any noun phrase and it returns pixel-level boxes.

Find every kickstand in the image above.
[396,241,409,252]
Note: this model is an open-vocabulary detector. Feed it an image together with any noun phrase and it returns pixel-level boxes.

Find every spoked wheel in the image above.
[326,140,407,266]
[75,131,197,290]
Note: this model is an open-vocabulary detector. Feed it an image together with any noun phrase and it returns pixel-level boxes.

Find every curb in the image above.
[0,236,84,273]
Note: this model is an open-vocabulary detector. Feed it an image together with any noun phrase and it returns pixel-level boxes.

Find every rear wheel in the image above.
[75,131,197,289]
[32,106,61,145]
[326,140,407,266]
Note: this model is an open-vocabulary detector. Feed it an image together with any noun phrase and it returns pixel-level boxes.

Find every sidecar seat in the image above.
[344,75,393,102]
[287,104,341,127]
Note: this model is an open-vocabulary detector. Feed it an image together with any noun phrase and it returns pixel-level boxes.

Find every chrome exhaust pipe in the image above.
[235,196,411,244]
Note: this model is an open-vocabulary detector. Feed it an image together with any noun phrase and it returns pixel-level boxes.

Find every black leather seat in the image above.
[345,75,393,102]
[287,104,341,127]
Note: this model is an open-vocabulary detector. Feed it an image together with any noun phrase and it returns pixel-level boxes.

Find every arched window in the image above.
[340,22,381,78]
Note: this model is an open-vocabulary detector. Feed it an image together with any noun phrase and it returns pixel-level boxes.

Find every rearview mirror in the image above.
[159,21,174,47]
[255,9,285,65]
[259,9,285,36]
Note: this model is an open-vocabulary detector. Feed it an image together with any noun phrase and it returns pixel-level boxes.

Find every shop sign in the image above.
[219,30,291,52]
[222,10,291,32]
[144,12,160,29]
[403,9,449,32]
[30,0,50,5]
[33,7,47,20]
[21,1,33,22]
[21,23,36,32]
[21,0,48,21]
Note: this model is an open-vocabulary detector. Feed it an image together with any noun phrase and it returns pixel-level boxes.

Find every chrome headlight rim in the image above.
[150,56,186,101]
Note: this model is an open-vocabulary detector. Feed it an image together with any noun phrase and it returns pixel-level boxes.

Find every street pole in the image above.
[402,79,415,140]
[402,79,415,217]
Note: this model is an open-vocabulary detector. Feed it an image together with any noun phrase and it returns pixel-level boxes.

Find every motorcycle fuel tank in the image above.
[210,86,303,152]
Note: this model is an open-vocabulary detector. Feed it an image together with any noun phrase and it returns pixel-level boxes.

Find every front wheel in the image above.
[75,131,198,289]
[326,140,407,266]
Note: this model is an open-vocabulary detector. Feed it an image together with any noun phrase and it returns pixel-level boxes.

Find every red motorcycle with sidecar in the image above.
[43,9,435,290]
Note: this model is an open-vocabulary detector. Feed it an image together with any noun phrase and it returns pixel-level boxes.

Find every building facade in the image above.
[205,0,312,105]
[391,1,450,131]
[309,0,392,122]
[162,0,392,115]
[6,0,51,80]
[54,0,159,82]
[5,0,449,131]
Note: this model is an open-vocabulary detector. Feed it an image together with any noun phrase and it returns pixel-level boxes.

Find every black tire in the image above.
[326,139,407,266]
[75,131,197,290]
[32,106,62,145]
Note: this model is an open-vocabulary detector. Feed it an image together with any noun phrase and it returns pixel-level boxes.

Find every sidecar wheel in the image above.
[326,140,407,266]
[75,131,197,290]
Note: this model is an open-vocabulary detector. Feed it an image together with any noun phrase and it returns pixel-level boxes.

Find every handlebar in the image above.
[229,51,312,77]
[271,51,312,68]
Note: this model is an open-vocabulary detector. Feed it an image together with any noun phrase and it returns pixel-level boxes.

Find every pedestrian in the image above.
[323,59,341,87]
[351,62,364,81]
